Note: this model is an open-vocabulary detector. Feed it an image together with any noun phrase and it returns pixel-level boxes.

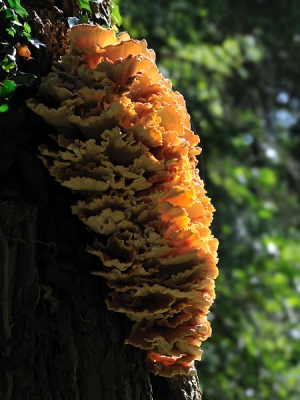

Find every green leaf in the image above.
[0,103,9,113]
[6,27,15,37]
[110,2,122,26]
[6,0,28,19]
[5,8,13,18]
[23,22,31,33]
[23,30,31,40]
[1,54,16,72]
[77,0,92,13]
[14,71,36,86]
[257,167,277,187]
[0,80,17,98]
[10,19,23,27]
[79,14,89,23]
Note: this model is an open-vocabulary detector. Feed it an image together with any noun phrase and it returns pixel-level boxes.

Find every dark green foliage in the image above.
[119,1,300,399]
[77,0,93,13]
[109,2,121,27]
[0,0,38,112]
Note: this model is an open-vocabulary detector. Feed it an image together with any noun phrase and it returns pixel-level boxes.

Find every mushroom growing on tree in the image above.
[27,24,218,377]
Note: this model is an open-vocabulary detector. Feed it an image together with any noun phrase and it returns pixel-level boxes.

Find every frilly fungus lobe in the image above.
[27,24,218,377]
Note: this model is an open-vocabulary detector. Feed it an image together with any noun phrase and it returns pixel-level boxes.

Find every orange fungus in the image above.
[26,24,219,377]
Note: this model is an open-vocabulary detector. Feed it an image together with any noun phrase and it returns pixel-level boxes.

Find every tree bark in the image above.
[0,1,203,399]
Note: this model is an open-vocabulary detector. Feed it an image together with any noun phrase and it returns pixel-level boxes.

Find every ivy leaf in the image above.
[6,0,28,19]
[79,15,89,23]
[1,54,16,72]
[77,0,92,13]
[23,22,31,40]
[23,30,31,40]
[0,103,9,113]
[14,71,36,86]
[110,2,122,27]
[6,27,16,37]
[23,22,31,33]
[5,8,13,19]
[0,80,17,98]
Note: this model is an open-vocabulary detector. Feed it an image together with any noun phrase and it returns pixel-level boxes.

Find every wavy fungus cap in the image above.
[26,24,219,378]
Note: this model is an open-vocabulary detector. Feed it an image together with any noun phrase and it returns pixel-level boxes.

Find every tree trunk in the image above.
[0,1,203,399]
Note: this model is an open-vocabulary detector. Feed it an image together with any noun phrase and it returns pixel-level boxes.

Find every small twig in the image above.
[7,237,57,250]
[35,240,57,248]
[24,286,41,341]
[32,285,41,312]
[0,225,13,400]
[35,241,58,261]
[71,295,90,324]
[5,237,30,246]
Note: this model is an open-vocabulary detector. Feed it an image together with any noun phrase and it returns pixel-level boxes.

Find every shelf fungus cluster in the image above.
[27,24,219,377]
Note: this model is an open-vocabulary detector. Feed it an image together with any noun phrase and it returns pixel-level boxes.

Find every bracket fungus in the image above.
[27,24,219,377]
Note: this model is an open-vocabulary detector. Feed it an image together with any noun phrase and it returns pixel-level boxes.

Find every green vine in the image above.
[0,0,122,114]
[0,0,39,113]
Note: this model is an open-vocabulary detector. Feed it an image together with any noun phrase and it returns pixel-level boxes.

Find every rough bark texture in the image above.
[0,1,203,399]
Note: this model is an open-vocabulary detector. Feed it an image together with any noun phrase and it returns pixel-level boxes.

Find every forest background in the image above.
[118,1,300,399]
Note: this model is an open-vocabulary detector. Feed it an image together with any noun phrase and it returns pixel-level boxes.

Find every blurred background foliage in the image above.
[118,1,300,399]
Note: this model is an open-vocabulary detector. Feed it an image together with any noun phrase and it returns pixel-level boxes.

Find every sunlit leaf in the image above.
[6,27,15,37]
[110,2,122,26]
[0,80,17,98]
[1,54,16,72]
[0,103,9,113]
[77,0,92,13]
[6,0,28,18]
[23,30,31,40]
[23,22,31,33]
